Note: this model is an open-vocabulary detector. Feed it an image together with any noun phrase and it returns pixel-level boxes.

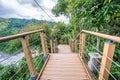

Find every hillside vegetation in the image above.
[0,18,55,54]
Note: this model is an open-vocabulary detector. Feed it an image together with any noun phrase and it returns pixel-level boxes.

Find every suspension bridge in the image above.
[0,30,120,80]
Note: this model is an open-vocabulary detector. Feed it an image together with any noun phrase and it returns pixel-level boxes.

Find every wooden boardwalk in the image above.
[57,44,72,53]
[37,44,92,80]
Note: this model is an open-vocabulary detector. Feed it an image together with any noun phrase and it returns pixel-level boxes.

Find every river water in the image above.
[0,52,24,66]
[0,50,39,66]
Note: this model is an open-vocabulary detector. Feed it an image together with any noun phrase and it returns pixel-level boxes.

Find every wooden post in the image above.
[98,41,115,80]
[79,41,80,54]
[53,39,58,53]
[40,32,47,56]
[68,38,70,46]
[72,41,75,52]
[80,33,86,58]
[69,38,72,51]
[71,41,73,52]
[75,40,78,52]
[53,40,56,53]
[55,39,58,53]
[21,36,36,79]
[44,33,49,53]
[50,39,53,53]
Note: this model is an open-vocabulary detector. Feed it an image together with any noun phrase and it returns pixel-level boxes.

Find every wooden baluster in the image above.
[21,36,36,80]
[40,32,47,56]
[80,33,86,58]
[98,41,115,80]
[50,39,53,53]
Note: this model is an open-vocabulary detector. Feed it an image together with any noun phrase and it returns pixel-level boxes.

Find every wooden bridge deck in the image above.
[37,44,92,80]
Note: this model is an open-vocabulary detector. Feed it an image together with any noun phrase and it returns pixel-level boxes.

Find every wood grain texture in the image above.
[37,44,93,80]
[98,42,115,80]
[38,54,90,80]
[21,37,36,75]
[82,30,120,43]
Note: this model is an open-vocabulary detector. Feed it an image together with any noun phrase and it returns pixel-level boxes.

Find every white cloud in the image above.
[42,0,55,10]
[0,0,69,24]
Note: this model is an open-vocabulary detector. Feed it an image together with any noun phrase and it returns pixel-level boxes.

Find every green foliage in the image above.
[0,18,55,54]
[52,0,69,16]
[51,22,70,44]
[0,55,44,80]
[52,0,120,35]
[41,22,52,36]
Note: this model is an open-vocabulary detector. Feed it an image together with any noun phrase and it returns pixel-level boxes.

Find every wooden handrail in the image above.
[0,29,44,43]
[75,33,80,40]
[81,30,119,80]
[82,30,120,43]
[69,36,74,41]
[69,33,80,42]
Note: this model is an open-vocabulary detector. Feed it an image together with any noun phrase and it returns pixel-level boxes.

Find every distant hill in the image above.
[0,18,55,37]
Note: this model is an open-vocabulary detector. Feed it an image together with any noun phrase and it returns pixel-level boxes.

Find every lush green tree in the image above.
[52,0,69,16]
[52,0,120,34]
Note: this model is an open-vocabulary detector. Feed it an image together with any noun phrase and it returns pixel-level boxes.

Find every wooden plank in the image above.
[38,54,91,80]
[43,71,87,75]
[47,62,83,65]
[98,42,115,80]
[82,30,120,43]
[79,56,95,80]
[44,68,85,72]
[40,75,89,80]
[45,65,84,68]
[21,36,36,76]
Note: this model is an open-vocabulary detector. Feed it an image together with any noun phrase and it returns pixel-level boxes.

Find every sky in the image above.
[0,0,69,23]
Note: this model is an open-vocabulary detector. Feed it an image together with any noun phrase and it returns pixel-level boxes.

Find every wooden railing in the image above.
[82,30,120,43]
[1,29,119,80]
[50,38,58,53]
[0,29,51,80]
[69,36,74,52]
[0,30,44,42]
[68,34,80,52]
[70,30,120,80]
[81,30,120,80]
